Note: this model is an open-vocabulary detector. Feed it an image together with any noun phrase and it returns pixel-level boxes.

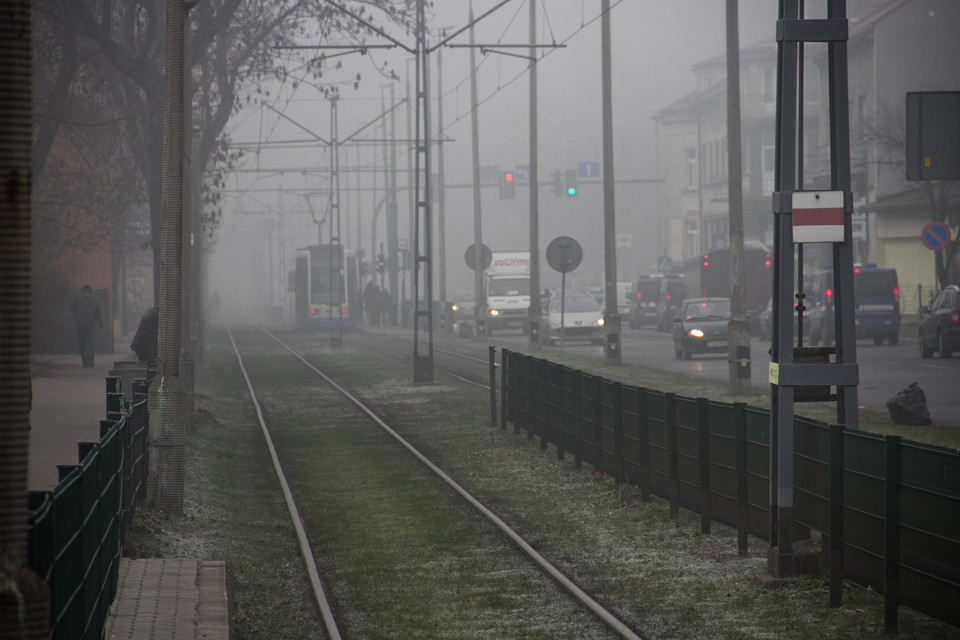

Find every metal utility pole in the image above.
[329,94,344,346]
[769,0,858,577]
[389,84,400,324]
[437,46,448,311]
[469,0,486,336]
[412,0,434,382]
[726,0,750,394]
[600,0,620,362]
[149,0,188,513]
[527,0,541,347]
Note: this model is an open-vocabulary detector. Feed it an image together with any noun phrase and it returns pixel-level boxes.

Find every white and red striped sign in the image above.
[792,191,845,243]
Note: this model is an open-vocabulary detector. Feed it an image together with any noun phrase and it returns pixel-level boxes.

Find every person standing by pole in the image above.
[70,285,102,368]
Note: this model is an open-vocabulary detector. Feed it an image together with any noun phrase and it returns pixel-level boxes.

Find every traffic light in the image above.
[565,168,578,196]
[550,170,564,198]
[500,171,515,200]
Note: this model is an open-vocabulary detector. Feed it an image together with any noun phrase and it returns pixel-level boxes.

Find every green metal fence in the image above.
[501,349,960,632]
[27,376,149,639]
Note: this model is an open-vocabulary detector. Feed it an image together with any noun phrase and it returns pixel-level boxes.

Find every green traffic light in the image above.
[567,186,576,196]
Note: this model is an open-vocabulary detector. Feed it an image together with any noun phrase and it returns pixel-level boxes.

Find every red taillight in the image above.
[765,253,771,267]
[666,294,671,301]
[825,288,832,298]
[703,261,709,267]
[893,286,900,310]
[948,311,959,325]
[309,308,316,315]
[341,307,347,315]
[636,292,642,300]
[854,268,861,274]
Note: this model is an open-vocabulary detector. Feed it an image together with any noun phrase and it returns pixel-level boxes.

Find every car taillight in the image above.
[949,310,959,325]
[666,294,671,301]
[636,292,642,300]
[893,286,900,311]
[309,308,316,315]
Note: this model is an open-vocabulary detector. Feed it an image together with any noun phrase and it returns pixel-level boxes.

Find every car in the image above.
[672,297,730,359]
[655,276,686,332]
[540,292,605,346]
[807,265,901,346]
[918,285,960,359]
[451,291,476,322]
[628,277,664,329]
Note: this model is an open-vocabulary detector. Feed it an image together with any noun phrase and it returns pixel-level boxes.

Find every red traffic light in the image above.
[504,172,513,182]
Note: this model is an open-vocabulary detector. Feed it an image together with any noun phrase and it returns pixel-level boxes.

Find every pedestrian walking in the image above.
[70,285,103,368]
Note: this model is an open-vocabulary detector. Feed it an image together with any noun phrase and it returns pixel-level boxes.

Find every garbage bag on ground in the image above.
[886,382,932,426]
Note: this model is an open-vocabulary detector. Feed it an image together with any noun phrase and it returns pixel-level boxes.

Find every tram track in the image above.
[226,327,644,640]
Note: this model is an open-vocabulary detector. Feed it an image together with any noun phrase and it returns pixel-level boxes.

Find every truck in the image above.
[484,251,531,334]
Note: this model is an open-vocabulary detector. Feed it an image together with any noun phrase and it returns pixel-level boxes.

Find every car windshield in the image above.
[684,300,730,320]
[489,278,529,296]
[550,296,600,313]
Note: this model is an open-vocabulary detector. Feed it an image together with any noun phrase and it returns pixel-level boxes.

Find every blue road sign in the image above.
[514,164,530,181]
[578,161,600,179]
[921,221,952,251]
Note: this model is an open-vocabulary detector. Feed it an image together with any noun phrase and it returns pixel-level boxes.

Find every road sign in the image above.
[464,243,492,271]
[514,164,530,182]
[578,161,600,179]
[792,191,845,243]
[921,221,952,251]
[545,236,582,273]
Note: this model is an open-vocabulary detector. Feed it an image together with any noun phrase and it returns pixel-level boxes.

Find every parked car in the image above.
[540,292,605,346]
[672,297,730,359]
[918,285,960,359]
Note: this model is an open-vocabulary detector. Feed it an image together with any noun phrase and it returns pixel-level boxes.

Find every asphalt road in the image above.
[496,325,960,428]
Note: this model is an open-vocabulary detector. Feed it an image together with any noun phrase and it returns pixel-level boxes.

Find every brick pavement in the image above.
[30,343,230,639]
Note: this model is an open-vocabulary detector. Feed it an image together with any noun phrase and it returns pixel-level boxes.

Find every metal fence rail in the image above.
[27,375,150,639]
[501,349,960,632]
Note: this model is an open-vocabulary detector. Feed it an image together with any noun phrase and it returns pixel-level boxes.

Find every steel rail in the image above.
[226,329,342,640]
[263,329,645,640]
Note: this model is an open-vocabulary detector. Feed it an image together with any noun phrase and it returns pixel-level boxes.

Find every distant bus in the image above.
[293,244,361,330]
[686,247,773,315]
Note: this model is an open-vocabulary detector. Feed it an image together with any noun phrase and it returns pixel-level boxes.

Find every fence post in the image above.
[524,356,533,438]
[500,348,509,429]
[734,402,748,555]
[540,359,549,451]
[592,375,603,474]
[698,397,711,535]
[666,392,679,518]
[829,423,844,607]
[556,366,565,461]
[613,382,624,485]
[574,372,583,469]
[489,346,497,426]
[638,388,650,502]
[884,435,902,633]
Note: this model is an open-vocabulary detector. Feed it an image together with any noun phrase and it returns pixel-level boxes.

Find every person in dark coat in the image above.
[130,306,159,363]
[70,285,103,368]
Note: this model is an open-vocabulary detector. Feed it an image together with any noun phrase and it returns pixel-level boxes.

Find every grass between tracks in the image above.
[124,328,960,639]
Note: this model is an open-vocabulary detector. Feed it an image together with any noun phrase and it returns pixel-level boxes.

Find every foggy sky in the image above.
[211,1,779,315]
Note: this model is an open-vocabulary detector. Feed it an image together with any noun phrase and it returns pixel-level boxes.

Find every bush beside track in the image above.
[123,328,959,639]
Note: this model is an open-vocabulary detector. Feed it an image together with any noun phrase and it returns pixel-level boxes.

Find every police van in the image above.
[808,265,901,346]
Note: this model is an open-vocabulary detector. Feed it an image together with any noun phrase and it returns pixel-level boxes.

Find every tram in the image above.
[293,244,362,330]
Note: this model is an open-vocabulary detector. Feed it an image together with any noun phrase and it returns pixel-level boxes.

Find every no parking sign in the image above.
[921,222,952,251]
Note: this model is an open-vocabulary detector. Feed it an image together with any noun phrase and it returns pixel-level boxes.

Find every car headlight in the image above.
[488,309,499,317]
[451,304,459,312]
[688,328,704,338]
[595,318,604,327]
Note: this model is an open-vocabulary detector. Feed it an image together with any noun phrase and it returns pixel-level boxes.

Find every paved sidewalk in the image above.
[30,345,230,639]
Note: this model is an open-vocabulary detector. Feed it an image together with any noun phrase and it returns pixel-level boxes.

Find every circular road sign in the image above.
[921,222,952,251]
[464,243,492,271]
[545,236,583,273]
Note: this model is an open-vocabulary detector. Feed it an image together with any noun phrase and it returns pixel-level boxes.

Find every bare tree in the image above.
[34,0,417,301]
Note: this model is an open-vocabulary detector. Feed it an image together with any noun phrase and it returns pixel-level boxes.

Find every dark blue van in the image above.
[808,265,901,345]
